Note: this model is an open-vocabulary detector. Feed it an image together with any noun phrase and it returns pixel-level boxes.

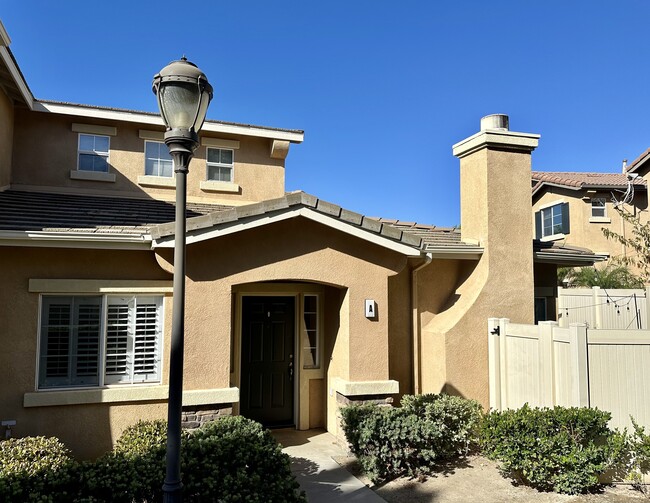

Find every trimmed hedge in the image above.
[0,417,305,503]
[0,436,77,502]
[340,393,483,483]
[480,405,626,494]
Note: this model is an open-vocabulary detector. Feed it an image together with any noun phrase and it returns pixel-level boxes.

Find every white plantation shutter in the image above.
[133,297,161,382]
[105,296,162,384]
[105,297,134,384]
[39,296,102,388]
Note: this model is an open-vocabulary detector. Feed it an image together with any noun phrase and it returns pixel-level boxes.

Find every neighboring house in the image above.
[0,20,600,458]
[532,169,648,267]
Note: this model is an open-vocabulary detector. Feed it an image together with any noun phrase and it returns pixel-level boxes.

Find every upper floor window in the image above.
[78,134,109,172]
[206,148,234,182]
[38,295,163,389]
[535,202,570,239]
[591,198,606,218]
[145,141,173,177]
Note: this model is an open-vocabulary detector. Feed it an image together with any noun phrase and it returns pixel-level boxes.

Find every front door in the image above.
[240,296,295,427]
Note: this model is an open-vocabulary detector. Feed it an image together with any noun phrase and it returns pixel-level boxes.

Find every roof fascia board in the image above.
[426,246,483,260]
[533,251,607,265]
[0,230,152,250]
[33,102,304,143]
[532,181,582,197]
[0,46,33,109]
[153,207,423,257]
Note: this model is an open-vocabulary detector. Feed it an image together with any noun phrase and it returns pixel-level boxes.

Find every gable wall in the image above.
[11,108,286,204]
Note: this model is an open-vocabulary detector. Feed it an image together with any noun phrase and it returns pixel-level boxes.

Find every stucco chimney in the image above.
[452,115,540,322]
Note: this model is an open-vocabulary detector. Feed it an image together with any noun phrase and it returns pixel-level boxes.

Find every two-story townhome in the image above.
[0,20,600,458]
[532,171,647,265]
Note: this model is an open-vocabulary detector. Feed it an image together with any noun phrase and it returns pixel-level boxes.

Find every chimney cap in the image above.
[480,114,509,131]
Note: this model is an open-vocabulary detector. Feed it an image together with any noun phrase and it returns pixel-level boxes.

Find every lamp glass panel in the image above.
[159,82,200,130]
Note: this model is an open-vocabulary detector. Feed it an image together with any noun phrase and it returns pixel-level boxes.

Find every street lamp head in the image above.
[152,57,213,146]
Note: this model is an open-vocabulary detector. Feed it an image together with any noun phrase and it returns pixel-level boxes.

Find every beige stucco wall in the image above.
[0,86,13,188]
[418,145,536,407]
[155,217,412,434]
[0,246,172,459]
[1,216,413,458]
[11,109,286,204]
[532,187,649,262]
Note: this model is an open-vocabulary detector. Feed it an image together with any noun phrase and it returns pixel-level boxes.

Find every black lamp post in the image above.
[152,57,212,503]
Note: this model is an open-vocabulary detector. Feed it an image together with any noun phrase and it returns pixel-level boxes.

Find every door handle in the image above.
[288,359,293,381]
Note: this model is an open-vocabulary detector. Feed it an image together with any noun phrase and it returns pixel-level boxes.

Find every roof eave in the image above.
[32,101,304,143]
[0,230,152,250]
[533,251,607,266]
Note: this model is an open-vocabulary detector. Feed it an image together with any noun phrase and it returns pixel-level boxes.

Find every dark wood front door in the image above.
[240,296,295,427]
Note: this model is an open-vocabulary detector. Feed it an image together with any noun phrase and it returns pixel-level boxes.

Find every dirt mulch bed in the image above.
[333,455,647,503]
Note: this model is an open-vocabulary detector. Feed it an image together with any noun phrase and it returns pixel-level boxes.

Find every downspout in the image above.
[412,252,432,395]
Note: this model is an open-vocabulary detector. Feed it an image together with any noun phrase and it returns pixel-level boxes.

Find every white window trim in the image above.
[200,180,240,193]
[144,140,174,179]
[302,293,320,370]
[590,197,609,223]
[77,133,110,174]
[206,147,234,183]
[35,293,165,391]
[540,232,566,242]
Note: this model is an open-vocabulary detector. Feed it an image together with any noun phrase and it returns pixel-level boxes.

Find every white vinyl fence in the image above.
[557,286,649,329]
[488,318,650,432]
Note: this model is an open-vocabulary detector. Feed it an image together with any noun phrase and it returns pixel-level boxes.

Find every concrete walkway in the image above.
[273,429,386,503]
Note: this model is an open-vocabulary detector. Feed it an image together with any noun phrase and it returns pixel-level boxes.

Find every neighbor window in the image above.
[302,295,319,369]
[78,134,109,172]
[535,202,570,239]
[591,198,606,218]
[38,295,163,389]
[206,148,234,182]
[144,141,173,177]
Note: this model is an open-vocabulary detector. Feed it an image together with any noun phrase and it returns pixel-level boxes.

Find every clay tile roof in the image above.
[531,171,646,195]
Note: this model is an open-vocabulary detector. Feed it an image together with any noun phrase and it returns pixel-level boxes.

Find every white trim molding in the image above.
[72,123,117,136]
[201,137,241,149]
[29,279,173,294]
[24,386,239,408]
[0,230,152,250]
[153,207,423,257]
[331,378,399,396]
[138,175,176,188]
[33,102,304,143]
[200,180,240,193]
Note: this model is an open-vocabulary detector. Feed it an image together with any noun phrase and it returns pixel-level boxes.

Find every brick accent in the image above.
[181,404,233,431]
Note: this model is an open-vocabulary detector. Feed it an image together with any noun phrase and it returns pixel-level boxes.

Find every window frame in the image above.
[591,198,607,218]
[206,147,234,183]
[37,294,163,391]
[144,140,174,178]
[302,293,320,370]
[77,134,110,173]
[536,202,570,239]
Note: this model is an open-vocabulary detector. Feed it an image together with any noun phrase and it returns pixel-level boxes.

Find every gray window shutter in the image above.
[561,202,570,234]
[535,211,542,239]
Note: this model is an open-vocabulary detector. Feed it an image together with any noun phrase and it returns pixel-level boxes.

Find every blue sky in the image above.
[3,2,650,226]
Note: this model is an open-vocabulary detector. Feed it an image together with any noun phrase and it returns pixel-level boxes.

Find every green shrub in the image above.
[481,405,623,494]
[182,416,305,502]
[340,393,483,483]
[622,418,650,492]
[80,420,171,503]
[0,436,77,502]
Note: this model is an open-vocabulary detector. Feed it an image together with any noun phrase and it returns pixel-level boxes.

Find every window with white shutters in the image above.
[38,295,163,389]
